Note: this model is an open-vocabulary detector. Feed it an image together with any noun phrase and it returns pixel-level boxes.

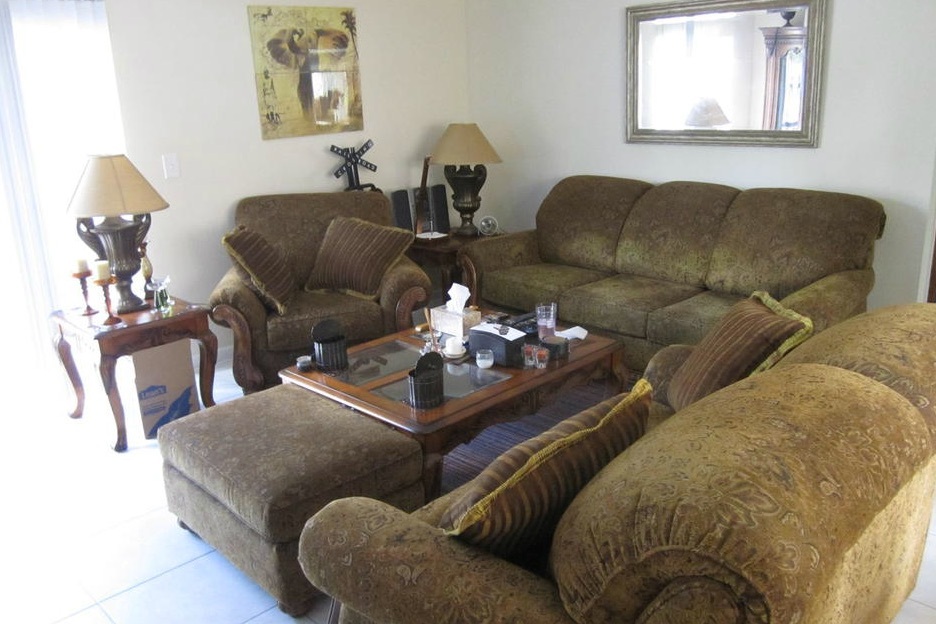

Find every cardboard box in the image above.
[132,340,198,439]
[430,306,481,341]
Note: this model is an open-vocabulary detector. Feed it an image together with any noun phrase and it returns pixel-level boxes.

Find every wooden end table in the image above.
[280,325,627,498]
[50,297,218,452]
[406,233,482,294]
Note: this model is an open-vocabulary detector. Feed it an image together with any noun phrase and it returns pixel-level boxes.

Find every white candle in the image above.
[94,260,111,281]
[76,258,89,274]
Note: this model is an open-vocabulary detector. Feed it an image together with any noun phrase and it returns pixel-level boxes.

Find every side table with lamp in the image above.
[54,153,217,451]
[50,296,218,452]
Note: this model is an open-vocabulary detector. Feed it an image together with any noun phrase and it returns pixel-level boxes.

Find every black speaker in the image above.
[389,189,413,231]
[427,184,450,233]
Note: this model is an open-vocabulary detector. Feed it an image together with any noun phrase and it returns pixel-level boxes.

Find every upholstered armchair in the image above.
[209,192,431,394]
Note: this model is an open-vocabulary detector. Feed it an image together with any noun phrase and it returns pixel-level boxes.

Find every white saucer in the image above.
[443,348,466,359]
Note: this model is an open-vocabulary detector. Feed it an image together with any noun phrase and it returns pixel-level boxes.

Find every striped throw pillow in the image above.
[667,290,813,411]
[222,225,295,314]
[305,216,414,299]
[439,379,652,562]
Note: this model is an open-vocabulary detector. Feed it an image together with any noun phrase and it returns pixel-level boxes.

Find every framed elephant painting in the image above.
[247,6,363,139]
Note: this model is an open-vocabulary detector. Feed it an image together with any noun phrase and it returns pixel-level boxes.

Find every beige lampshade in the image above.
[429,123,502,165]
[684,98,730,128]
[67,154,169,218]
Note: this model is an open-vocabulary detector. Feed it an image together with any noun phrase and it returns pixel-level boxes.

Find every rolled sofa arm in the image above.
[780,269,875,333]
[641,343,694,424]
[208,267,269,392]
[299,497,572,624]
[457,230,540,306]
[550,363,933,624]
[377,256,430,331]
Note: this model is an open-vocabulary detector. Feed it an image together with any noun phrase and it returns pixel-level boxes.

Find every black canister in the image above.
[311,319,349,372]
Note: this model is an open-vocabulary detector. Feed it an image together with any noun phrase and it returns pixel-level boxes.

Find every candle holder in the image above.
[94,276,123,326]
[72,270,97,316]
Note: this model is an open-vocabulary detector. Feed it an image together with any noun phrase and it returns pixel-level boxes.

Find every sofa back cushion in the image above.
[615,181,739,287]
[705,188,885,298]
[537,175,652,272]
[235,192,393,283]
[775,302,936,442]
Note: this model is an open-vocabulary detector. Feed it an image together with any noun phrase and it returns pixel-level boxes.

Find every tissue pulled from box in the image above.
[445,283,471,313]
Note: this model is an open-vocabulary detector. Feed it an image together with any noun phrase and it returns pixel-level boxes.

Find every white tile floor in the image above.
[4,350,936,624]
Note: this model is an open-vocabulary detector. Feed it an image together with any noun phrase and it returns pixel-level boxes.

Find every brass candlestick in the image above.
[72,270,97,316]
[94,276,122,326]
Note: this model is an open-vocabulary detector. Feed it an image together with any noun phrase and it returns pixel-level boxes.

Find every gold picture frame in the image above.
[247,6,363,140]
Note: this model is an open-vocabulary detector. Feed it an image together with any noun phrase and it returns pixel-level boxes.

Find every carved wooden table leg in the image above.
[194,324,218,408]
[53,325,85,419]
[98,353,128,452]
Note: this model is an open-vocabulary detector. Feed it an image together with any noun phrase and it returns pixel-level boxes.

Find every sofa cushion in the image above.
[667,291,813,411]
[266,290,384,351]
[481,263,611,314]
[438,380,651,563]
[222,225,296,314]
[615,181,738,287]
[305,216,414,299]
[705,188,885,299]
[561,274,704,339]
[536,175,653,272]
[646,290,743,347]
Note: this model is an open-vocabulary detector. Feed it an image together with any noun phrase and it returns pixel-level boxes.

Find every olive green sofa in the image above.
[458,175,886,372]
[297,302,936,624]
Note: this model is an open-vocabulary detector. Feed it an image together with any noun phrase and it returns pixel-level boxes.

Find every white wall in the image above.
[466,0,936,310]
[105,0,936,358]
[104,0,469,353]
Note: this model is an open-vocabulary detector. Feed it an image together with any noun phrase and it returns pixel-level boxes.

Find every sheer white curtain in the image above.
[0,0,124,376]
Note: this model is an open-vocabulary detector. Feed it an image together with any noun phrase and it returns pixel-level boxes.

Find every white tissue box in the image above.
[430,306,482,340]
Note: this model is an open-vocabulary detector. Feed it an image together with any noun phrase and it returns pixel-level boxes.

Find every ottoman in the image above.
[158,383,425,616]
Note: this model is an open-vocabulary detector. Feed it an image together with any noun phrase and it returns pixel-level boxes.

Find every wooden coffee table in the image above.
[280,326,627,498]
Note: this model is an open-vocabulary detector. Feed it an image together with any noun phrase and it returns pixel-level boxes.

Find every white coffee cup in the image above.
[444,336,464,355]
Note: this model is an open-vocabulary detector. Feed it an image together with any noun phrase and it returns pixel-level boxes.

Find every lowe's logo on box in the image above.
[139,385,167,400]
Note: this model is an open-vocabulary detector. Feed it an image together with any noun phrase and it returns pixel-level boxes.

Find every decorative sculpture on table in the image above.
[330,139,379,191]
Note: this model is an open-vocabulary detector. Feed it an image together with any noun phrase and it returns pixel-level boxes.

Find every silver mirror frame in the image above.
[625,0,828,147]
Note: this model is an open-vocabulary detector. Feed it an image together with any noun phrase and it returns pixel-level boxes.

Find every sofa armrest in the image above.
[377,256,431,331]
[780,269,875,333]
[299,497,572,624]
[641,344,694,425]
[457,230,540,306]
[208,267,270,392]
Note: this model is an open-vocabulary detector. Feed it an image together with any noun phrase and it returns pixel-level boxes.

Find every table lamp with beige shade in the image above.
[68,154,168,313]
[430,123,501,236]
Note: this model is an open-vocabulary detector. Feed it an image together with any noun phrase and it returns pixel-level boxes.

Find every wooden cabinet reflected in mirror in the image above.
[626,0,827,147]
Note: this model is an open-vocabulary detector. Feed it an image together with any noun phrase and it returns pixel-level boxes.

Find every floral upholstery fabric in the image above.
[457,176,885,373]
[705,188,885,299]
[550,363,932,623]
[535,175,653,272]
[614,181,738,287]
[775,302,936,440]
[298,304,936,624]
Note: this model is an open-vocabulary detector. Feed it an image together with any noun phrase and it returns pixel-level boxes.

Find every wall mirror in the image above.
[626,0,827,147]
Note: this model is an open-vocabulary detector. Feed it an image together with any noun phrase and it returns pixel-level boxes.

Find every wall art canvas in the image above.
[247,6,363,140]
